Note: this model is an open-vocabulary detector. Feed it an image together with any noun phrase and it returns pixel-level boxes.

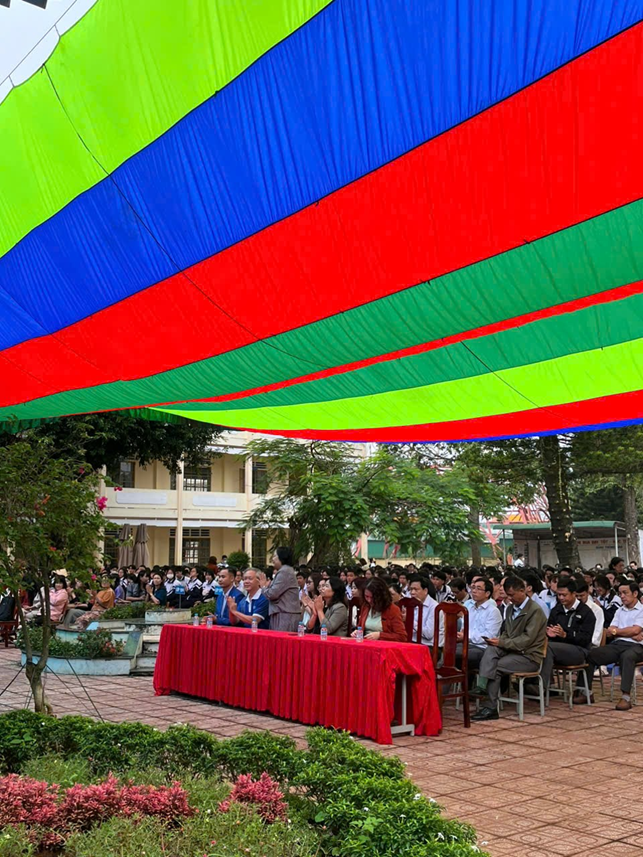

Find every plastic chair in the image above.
[0,602,19,648]
[431,602,470,728]
[398,596,424,644]
[498,640,547,720]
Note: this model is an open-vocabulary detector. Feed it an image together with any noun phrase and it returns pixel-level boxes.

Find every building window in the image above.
[107,460,135,488]
[103,528,120,567]
[252,531,268,569]
[169,528,211,566]
[170,465,212,492]
[252,461,269,495]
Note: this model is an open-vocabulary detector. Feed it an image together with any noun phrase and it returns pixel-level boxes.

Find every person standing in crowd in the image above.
[213,567,244,626]
[296,570,307,602]
[471,576,547,721]
[258,548,301,632]
[228,569,270,629]
[186,567,203,606]
[514,553,525,568]
[583,581,643,711]
[353,576,407,642]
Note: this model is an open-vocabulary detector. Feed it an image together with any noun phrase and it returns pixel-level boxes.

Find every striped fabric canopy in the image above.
[2,0,643,441]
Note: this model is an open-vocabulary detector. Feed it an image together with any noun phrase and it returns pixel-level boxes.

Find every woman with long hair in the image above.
[300,572,323,631]
[352,576,407,642]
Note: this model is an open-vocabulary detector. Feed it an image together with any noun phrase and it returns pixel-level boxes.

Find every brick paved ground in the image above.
[1,647,642,857]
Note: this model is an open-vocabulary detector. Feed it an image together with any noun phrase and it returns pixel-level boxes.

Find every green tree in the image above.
[0,412,223,473]
[570,426,643,564]
[385,440,541,564]
[0,441,104,713]
[241,440,479,565]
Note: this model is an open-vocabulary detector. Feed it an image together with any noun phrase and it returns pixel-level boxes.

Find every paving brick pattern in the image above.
[1,647,641,856]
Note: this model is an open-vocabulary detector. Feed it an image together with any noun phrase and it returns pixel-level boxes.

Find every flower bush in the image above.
[17,628,124,660]
[0,711,487,857]
[0,773,194,849]
[219,773,287,823]
[101,604,162,621]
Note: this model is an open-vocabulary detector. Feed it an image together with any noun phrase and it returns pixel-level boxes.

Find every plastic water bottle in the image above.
[192,615,199,627]
[355,626,364,642]
[297,622,306,638]
[206,616,213,629]
[320,621,328,642]
[251,616,259,633]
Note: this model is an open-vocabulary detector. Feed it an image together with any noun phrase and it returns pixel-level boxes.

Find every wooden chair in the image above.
[398,596,424,644]
[431,602,470,728]
[0,602,19,648]
[547,629,606,709]
[499,640,548,720]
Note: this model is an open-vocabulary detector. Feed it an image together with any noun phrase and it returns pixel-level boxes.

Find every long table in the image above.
[153,624,441,744]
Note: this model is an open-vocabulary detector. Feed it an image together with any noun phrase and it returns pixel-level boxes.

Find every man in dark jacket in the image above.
[471,576,547,721]
[539,576,596,692]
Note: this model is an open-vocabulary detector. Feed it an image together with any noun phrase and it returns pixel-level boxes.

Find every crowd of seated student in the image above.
[19,551,643,716]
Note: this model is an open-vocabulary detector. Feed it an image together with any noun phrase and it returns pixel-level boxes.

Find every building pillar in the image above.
[174,458,185,565]
[360,532,369,561]
[97,465,106,564]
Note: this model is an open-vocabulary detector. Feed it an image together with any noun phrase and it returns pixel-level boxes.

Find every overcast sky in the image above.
[0,0,95,86]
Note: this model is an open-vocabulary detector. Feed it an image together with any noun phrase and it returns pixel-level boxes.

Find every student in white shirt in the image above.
[585,582,643,711]
[576,581,604,648]
[458,578,502,669]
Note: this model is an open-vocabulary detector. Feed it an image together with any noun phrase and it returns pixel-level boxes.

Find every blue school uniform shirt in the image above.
[215,585,244,626]
[236,590,270,629]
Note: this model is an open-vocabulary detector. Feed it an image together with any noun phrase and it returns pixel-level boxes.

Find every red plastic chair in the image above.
[431,602,470,728]
[398,596,424,644]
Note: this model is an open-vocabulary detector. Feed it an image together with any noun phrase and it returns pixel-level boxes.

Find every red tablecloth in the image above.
[153,625,441,744]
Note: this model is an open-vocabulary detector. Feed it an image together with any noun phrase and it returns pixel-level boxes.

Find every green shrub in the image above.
[226,550,250,571]
[0,712,485,857]
[64,803,319,857]
[20,755,92,788]
[0,825,33,857]
[190,601,215,618]
[16,627,124,659]
[101,603,151,621]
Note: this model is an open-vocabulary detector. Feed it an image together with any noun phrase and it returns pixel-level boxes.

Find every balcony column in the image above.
[97,465,106,564]
[244,455,254,564]
[174,458,185,566]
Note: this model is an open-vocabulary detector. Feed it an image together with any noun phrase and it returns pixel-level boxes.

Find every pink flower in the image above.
[220,773,287,824]
[96,496,108,512]
[114,486,123,492]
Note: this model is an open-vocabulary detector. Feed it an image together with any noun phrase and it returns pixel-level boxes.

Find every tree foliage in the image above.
[241,439,479,565]
[0,440,105,713]
[0,413,223,473]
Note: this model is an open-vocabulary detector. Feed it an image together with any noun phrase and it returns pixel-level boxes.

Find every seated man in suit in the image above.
[538,576,596,695]
[471,576,547,721]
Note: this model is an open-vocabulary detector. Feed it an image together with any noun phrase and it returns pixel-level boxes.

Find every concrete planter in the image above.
[146,610,190,624]
[21,653,133,676]
[56,628,131,646]
[96,620,127,631]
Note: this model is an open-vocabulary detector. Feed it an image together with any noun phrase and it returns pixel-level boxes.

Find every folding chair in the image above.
[498,640,547,720]
[548,629,606,708]
[431,602,470,728]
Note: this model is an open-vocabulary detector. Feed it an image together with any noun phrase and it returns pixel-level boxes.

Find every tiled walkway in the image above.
[2,647,642,857]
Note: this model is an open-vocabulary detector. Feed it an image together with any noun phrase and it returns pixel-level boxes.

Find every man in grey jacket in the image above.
[258,547,301,632]
[471,575,547,721]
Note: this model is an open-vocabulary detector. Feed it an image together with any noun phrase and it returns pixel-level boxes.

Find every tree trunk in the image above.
[25,660,52,715]
[623,478,640,566]
[469,505,482,566]
[539,435,581,569]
